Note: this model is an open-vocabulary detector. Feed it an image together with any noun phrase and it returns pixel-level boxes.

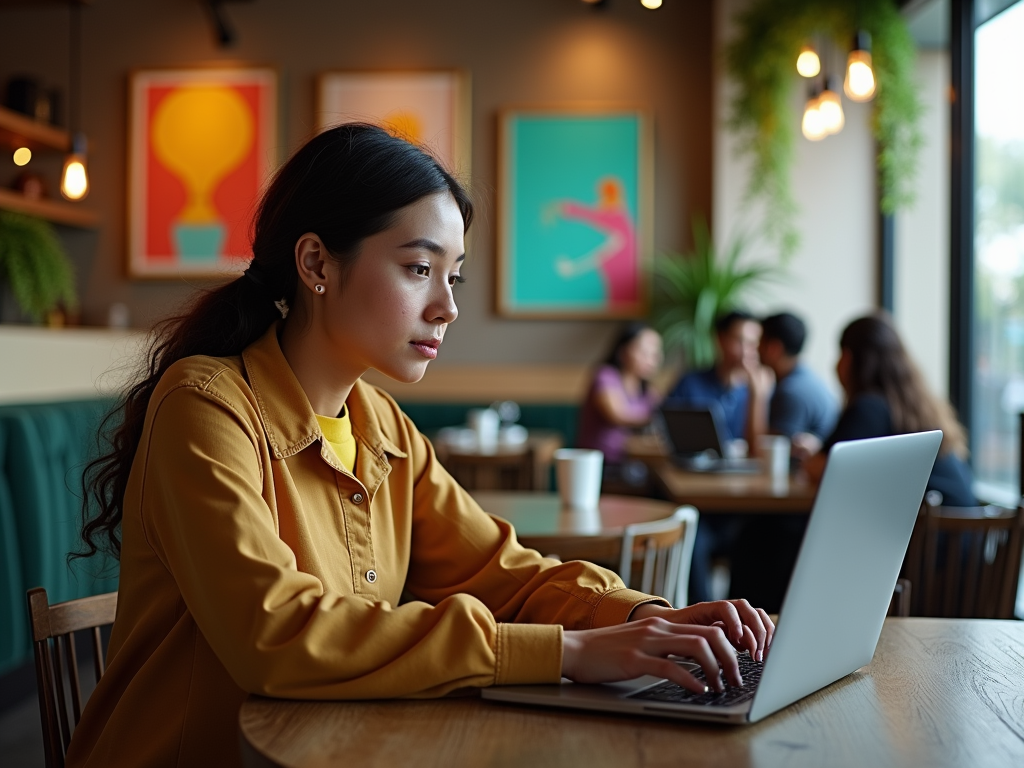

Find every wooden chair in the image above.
[440,448,538,491]
[912,502,1024,618]
[26,587,118,768]
[618,506,699,606]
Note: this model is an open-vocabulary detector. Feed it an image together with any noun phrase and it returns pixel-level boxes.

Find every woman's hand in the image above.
[561,618,744,693]
[630,600,774,661]
[560,600,774,693]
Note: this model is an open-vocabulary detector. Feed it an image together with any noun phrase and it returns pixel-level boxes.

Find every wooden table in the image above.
[647,458,817,514]
[470,491,679,565]
[239,618,1024,768]
[434,430,563,491]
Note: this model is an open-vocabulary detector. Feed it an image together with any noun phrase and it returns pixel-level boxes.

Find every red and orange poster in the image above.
[128,68,277,278]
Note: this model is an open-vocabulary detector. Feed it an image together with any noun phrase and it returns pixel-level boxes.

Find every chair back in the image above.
[26,587,118,768]
[618,506,698,606]
[914,503,1023,618]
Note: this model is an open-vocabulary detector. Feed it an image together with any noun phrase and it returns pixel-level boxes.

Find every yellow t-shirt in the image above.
[315,405,357,473]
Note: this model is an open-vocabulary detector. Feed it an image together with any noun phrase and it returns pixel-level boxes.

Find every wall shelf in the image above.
[0,105,70,153]
[0,188,97,228]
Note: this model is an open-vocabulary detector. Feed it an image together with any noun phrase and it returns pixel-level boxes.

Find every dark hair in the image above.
[604,321,655,372]
[76,124,473,561]
[840,314,967,458]
[761,312,806,356]
[715,310,756,335]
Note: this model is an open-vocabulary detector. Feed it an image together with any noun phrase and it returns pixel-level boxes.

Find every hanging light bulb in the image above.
[796,45,821,78]
[640,0,663,8]
[817,77,845,135]
[844,31,876,102]
[801,91,827,142]
[61,132,89,200]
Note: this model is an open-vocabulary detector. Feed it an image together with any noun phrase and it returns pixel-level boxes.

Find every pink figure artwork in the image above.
[553,177,638,306]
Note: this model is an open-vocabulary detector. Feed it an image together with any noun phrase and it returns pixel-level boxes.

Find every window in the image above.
[972,0,1024,500]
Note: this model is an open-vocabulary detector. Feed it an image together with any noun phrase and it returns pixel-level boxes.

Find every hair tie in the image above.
[243,260,289,319]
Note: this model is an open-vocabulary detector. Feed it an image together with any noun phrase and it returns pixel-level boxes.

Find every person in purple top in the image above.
[576,322,663,477]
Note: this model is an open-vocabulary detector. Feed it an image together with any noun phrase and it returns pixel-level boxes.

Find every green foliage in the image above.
[650,219,779,369]
[0,211,77,322]
[726,0,923,256]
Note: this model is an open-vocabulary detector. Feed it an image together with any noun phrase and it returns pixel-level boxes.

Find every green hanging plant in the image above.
[726,0,923,257]
[650,218,780,369]
[0,210,78,322]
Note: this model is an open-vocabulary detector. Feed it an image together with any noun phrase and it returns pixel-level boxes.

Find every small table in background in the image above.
[470,491,678,565]
[626,434,817,514]
[434,429,562,491]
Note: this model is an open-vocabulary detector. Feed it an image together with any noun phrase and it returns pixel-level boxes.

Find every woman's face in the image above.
[317,192,466,384]
[622,329,663,380]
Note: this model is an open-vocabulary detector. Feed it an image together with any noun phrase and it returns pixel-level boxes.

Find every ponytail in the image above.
[77,124,472,560]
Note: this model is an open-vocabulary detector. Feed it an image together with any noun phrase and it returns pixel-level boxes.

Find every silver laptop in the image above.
[483,431,942,724]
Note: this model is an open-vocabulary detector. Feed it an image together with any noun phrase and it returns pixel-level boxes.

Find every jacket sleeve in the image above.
[138,384,569,700]
[401,412,668,638]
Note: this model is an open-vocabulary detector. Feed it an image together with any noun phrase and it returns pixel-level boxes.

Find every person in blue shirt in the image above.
[751,312,839,460]
[666,310,764,449]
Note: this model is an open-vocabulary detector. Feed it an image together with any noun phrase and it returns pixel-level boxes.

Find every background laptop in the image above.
[658,405,759,472]
[483,430,942,724]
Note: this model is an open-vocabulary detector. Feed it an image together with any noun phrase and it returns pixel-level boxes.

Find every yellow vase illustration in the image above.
[152,85,254,261]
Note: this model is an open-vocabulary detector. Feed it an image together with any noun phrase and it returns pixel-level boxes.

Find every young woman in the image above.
[67,125,773,768]
[804,314,975,506]
[576,322,663,465]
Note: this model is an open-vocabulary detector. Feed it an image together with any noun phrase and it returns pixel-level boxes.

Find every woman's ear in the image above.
[294,233,329,294]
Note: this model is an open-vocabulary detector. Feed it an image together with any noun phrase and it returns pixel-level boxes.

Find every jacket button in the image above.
[352,492,364,504]
[365,569,377,583]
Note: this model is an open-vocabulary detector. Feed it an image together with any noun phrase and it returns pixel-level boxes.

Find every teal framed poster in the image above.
[497,107,652,318]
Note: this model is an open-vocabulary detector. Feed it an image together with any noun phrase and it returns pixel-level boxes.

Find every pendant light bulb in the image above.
[818,79,845,135]
[61,132,89,201]
[801,95,827,142]
[640,0,663,8]
[844,31,876,101]
[796,46,821,78]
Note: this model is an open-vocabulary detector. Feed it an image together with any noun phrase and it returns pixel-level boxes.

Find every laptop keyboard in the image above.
[629,652,763,707]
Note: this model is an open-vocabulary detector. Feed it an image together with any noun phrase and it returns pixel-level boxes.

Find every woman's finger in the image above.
[637,656,709,695]
[757,608,776,651]
[641,624,741,689]
[729,599,767,660]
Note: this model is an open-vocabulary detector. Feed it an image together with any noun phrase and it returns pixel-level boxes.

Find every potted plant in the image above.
[0,210,77,324]
[650,218,778,370]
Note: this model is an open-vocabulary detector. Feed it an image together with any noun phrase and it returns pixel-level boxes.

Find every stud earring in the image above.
[314,284,325,294]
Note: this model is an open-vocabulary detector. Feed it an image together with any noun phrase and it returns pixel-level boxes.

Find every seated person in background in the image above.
[748,312,838,460]
[666,310,762,451]
[576,323,663,490]
[804,314,975,506]
[732,313,838,612]
[669,311,765,604]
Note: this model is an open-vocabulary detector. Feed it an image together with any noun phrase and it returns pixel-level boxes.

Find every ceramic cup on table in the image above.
[758,435,791,481]
[553,448,604,511]
[466,408,500,451]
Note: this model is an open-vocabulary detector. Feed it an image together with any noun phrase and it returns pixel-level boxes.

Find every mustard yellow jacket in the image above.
[67,323,663,768]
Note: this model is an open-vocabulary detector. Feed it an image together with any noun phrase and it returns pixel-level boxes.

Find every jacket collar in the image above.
[241,323,407,466]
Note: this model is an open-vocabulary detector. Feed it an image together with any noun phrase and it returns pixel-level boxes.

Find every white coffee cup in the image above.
[554,448,604,511]
[758,435,791,480]
[467,408,500,449]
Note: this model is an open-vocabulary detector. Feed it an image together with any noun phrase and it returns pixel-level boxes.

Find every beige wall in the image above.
[0,0,713,368]
[893,51,951,399]
[713,0,878,399]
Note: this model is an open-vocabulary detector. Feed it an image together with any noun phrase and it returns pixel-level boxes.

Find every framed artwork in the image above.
[127,67,278,278]
[316,70,470,178]
[497,107,652,319]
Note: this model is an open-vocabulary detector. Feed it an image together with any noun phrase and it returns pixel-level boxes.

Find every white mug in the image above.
[553,448,604,511]
[467,408,500,448]
[758,435,791,480]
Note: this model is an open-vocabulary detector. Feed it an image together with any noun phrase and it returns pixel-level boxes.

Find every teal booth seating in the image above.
[0,399,120,676]
[0,397,578,677]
